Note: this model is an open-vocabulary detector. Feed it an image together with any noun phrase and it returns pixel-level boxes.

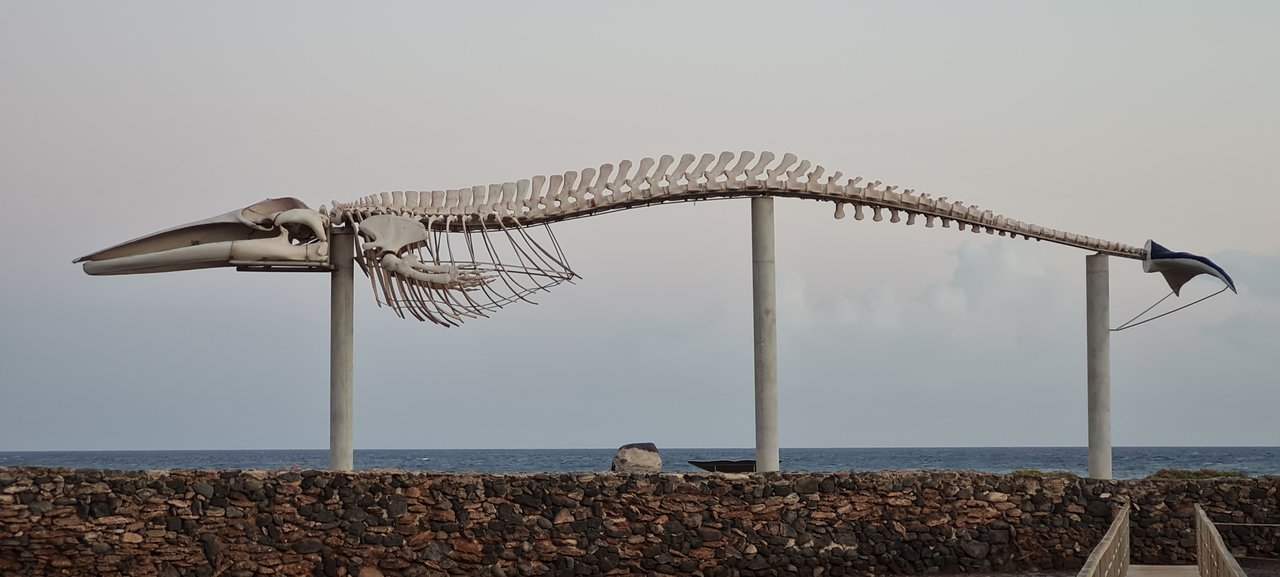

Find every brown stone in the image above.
[122,532,144,544]
[93,515,132,525]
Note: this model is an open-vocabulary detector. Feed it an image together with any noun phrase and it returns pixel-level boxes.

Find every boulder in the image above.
[611,443,661,473]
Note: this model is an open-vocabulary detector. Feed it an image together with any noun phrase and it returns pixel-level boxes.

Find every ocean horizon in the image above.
[3,446,1277,479]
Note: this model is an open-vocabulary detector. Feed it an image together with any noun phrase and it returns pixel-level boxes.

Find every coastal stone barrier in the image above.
[0,468,1275,576]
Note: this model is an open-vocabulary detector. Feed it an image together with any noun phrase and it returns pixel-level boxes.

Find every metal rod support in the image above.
[330,229,355,471]
[1086,253,1111,479]
[751,197,780,472]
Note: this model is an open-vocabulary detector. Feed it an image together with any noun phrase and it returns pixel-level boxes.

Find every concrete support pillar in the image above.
[1086,253,1111,479]
[751,197,780,472]
[330,228,355,472]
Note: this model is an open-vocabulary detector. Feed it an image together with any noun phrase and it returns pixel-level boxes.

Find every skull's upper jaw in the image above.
[74,198,331,276]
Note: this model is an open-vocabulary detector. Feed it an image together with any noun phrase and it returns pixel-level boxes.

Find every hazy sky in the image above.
[2,1,1277,451]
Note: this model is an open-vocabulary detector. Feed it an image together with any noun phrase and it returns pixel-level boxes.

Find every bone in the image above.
[359,214,430,257]
[628,157,656,198]
[589,164,612,197]
[666,153,696,195]
[513,180,530,215]
[610,159,632,201]
[705,151,734,190]
[499,182,516,217]
[544,173,568,215]
[648,155,675,196]
[482,184,500,216]
[465,185,484,215]
[805,165,826,192]
[725,151,755,189]
[273,208,330,243]
[867,181,883,202]
[544,174,564,211]
[525,175,547,217]
[745,151,775,187]
[572,167,593,205]
[883,185,900,204]
[477,185,495,218]
[841,177,863,198]
[381,253,453,287]
[784,159,811,191]
[332,151,1146,271]
[458,188,475,216]
[766,153,799,189]
[823,171,844,195]
[689,153,716,191]
[557,171,578,212]
[443,189,459,216]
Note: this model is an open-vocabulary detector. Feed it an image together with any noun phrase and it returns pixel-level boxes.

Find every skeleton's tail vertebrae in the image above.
[328,151,1145,326]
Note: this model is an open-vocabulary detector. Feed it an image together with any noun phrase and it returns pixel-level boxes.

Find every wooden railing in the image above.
[1196,504,1248,577]
[1078,503,1131,577]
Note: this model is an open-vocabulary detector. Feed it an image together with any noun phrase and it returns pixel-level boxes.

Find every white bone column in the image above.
[1086,253,1111,479]
[752,197,780,472]
[330,227,356,471]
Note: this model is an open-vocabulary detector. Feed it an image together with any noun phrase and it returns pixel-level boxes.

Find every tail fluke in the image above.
[1142,240,1236,296]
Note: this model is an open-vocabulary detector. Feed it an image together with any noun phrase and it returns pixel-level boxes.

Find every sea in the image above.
[1,447,1277,479]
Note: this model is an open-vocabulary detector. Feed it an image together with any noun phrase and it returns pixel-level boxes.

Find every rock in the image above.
[122,532,144,544]
[961,540,990,559]
[293,539,325,554]
[611,443,662,473]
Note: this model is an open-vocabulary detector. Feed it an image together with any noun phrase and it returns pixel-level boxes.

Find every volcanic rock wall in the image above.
[0,468,1275,577]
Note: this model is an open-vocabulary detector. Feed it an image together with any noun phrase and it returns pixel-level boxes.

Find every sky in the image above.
[1,1,1276,451]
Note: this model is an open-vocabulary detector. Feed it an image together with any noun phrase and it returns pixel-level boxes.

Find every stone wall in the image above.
[0,468,1275,577]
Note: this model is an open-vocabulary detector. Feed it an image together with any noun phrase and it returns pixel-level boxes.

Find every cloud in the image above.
[780,240,1077,348]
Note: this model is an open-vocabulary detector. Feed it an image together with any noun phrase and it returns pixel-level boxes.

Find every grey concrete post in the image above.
[751,197,780,472]
[330,228,355,471]
[1086,253,1111,479]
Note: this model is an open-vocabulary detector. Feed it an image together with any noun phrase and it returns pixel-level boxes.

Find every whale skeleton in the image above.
[76,150,1233,327]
